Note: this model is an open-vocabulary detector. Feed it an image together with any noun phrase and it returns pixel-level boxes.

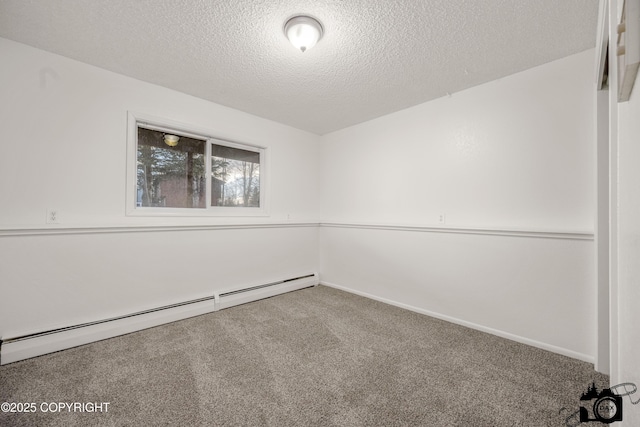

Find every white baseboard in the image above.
[320,280,594,364]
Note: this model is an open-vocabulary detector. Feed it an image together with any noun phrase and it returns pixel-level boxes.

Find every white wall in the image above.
[0,38,320,227]
[0,38,320,339]
[319,50,594,230]
[319,50,597,361]
[616,80,640,425]
[608,0,640,424]
[0,227,319,338]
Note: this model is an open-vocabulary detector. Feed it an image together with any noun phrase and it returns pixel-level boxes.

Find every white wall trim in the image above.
[320,280,595,364]
[607,0,621,385]
[0,222,319,237]
[320,222,594,241]
[0,221,594,239]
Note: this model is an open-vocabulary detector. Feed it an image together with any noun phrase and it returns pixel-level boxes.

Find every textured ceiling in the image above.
[0,0,599,135]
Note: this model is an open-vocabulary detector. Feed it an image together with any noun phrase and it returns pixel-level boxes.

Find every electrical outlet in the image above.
[438,213,446,224]
[46,209,60,224]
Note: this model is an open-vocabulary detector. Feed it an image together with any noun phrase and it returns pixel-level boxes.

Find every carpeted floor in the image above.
[0,285,608,426]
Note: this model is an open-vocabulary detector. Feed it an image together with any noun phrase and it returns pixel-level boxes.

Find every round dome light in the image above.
[284,15,324,53]
[164,134,180,147]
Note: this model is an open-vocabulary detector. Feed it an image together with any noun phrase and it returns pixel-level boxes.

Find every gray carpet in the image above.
[0,285,608,426]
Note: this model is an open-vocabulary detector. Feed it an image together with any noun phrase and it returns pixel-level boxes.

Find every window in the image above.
[137,128,206,209]
[210,144,261,208]
[127,113,266,216]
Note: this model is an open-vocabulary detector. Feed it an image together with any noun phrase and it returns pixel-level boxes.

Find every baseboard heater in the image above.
[0,273,318,365]
[214,273,318,310]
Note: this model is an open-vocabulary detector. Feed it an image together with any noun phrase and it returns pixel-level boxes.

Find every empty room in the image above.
[1,0,639,426]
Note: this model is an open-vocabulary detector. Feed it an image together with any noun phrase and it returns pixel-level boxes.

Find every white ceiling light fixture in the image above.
[284,15,324,53]
[164,134,180,147]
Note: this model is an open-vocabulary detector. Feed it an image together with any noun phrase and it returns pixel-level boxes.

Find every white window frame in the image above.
[126,111,268,217]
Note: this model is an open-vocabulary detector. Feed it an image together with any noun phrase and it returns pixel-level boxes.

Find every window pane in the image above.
[211,144,260,207]
[137,128,206,208]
